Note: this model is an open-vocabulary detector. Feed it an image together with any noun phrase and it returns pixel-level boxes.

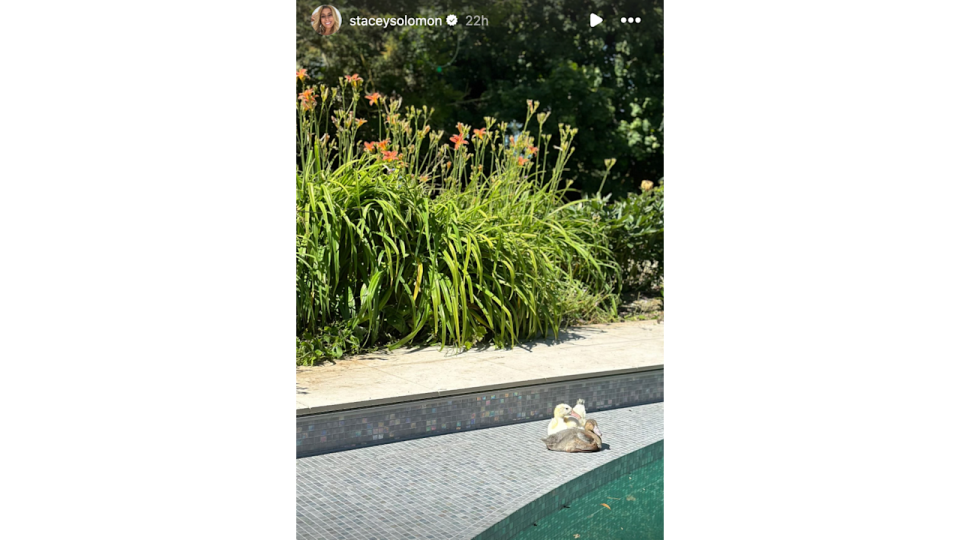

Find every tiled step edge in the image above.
[296,368,664,458]
[297,364,664,416]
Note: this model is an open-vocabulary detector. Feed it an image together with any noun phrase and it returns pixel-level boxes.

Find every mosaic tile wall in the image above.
[473,440,664,540]
[296,369,663,458]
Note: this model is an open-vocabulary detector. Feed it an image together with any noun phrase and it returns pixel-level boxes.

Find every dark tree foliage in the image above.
[297,0,663,198]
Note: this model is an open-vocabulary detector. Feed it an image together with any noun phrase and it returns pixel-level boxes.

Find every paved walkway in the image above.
[297,402,664,540]
[298,321,663,413]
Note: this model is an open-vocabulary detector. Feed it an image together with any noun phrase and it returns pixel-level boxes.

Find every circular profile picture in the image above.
[312,5,342,36]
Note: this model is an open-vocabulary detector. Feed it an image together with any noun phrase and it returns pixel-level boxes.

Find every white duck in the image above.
[547,403,582,436]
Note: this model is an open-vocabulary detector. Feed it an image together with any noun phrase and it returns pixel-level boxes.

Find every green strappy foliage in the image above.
[296,75,640,364]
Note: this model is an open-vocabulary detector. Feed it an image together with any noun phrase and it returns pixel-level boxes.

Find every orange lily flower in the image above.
[527,146,538,155]
[518,156,528,166]
[365,92,381,105]
[472,128,486,139]
[355,118,367,127]
[345,73,362,84]
[376,139,391,151]
[450,134,467,150]
[296,68,307,81]
[363,142,376,152]
[381,150,400,162]
[298,88,316,110]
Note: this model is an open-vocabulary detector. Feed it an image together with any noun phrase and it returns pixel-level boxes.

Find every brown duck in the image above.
[541,419,603,453]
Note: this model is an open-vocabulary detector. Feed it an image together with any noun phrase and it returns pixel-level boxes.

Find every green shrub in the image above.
[296,74,621,364]
[572,187,664,294]
[296,322,361,363]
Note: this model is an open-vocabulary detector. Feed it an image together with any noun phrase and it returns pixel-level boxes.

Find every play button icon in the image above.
[590,13,602,27]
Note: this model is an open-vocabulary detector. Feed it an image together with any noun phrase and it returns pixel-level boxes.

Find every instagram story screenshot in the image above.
[296,2,663,539]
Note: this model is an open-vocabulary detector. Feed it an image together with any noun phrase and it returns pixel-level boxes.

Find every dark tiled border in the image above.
[297,364,664,416]
[296,369,664,458]
[473,439,664,540]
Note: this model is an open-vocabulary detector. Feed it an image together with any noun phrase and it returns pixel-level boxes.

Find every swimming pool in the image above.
[511,440,663,540]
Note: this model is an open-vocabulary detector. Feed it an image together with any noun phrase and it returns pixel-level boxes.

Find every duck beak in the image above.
[569,411,582,421]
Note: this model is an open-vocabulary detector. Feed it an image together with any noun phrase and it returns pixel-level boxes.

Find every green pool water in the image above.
[512,452,664,540]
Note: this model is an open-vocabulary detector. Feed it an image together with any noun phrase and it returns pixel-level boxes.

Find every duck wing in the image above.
[566,430,600,452]
[542,433,561,445]
[542,430,572,450]
[574,431,594,444]
[547,417,571,435]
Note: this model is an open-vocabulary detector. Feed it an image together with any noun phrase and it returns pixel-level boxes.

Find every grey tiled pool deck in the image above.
[296,402,664,540]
